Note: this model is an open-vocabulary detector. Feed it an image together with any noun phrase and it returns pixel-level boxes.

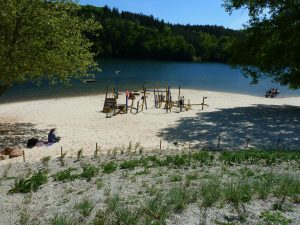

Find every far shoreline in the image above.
[1,86,300,105]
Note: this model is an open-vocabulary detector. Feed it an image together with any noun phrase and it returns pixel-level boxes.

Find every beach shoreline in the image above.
[1,89,300,165]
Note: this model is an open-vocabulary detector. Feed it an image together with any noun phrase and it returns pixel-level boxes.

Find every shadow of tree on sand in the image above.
[0,123,49,149]
[158,104,300,149]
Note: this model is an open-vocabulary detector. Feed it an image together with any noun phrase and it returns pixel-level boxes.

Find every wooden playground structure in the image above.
[102,84,209,118]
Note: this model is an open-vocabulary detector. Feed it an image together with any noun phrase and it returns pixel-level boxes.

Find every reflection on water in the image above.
[1,58,300,103]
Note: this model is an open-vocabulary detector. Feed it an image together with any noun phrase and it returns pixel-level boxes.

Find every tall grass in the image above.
[9,170,48,193]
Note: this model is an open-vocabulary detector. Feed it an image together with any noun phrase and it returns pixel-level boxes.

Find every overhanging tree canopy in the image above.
[223,0,300,89]
[0,0,100,94]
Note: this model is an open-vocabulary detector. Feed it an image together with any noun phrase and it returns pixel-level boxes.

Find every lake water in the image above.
[1,58,300,103]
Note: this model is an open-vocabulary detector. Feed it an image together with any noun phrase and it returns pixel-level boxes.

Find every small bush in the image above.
[120,160,140,170]
[75,198,94,217]
[52,168,78,182]
[273,175,300,210]
[167,187,197,213]
[170,175,182,182]
[200,178,222,207]
[186,173,198,181]
[92,194,139,225]
[9,170,48,193]
[50,214,75,225]
[253,172,276,200]
[80,164,99,181]
[260,211,292,225]
[144,194,171,224]
[102,162,118,174]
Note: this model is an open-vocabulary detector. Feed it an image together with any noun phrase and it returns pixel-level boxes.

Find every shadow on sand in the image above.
[158,104,300,149]
[0,123,48,149]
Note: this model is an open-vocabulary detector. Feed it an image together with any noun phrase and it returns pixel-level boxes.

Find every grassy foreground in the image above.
[0,148,299,225]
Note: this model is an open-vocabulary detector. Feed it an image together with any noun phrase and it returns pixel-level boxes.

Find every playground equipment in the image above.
[102,83,209,118]
[152,85,209,113]
[102,85,149,118]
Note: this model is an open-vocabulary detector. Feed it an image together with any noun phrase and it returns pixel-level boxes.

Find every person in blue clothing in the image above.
[48,128,61,143]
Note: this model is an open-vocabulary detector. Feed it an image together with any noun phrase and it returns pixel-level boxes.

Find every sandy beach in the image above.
[1,89,300,164]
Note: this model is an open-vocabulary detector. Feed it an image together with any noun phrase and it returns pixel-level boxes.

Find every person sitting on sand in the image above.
[48,128,61,143]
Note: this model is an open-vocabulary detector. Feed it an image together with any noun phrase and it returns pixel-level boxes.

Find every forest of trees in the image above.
[78,5,240,62]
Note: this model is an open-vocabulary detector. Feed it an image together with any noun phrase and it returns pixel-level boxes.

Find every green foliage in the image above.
[102,162,118,174]
[200,178,222,207]
[273,175,300,210]
[50,214,75,225]
[186,173,198,181]
[260,211,292,225]
[144,194,171,224]
[167,187,197,213]
[9,170,48,193]
[0,0,100,92]
[254,172,277,200]
[52,168,78,182]
[120,160,140,170]
[223,0,300,88]
[74,198,94,217]
[80,164,99,181]
[223,179,253,220]
[220,150,300,166]
[169,174,183,182]
[92,194,139,225]
[78,5,237,63]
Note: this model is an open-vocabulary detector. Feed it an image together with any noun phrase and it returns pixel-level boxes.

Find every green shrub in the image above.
[80,164,99,181]
[74,198,94,217]
[52,168,78,182]
[50,214,75,225]
[253,172,277,200]
[260,211,292,225]
[170,175,182,182]
[144,194,171,224]
[9,170,48,193]
[200,178,222,207]
[92,194,139,225]
[167,187,197,213]
[273,175,300,210]
[120,160,140,170]
[102,162,118,174]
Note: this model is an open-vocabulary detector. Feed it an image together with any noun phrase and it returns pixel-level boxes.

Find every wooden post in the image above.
[126,96,128,113]
[217,136,221,148]
[61,146,63,157]
[202,97,205,110]
[105,85,108,99]
[168,86,171,112]
[178,85,181,105]
[144,87,148,110]
[276,137,281,150]
[189,142,191,149]
[96,143,98,151]
[23,150,25,162]
[136,101,139,114]
[187,99,190,111]
[160,140,162,150]
[166,86,168,114]
[154,89,157,107]
[103,85,109,112]
[246,138,250,148]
